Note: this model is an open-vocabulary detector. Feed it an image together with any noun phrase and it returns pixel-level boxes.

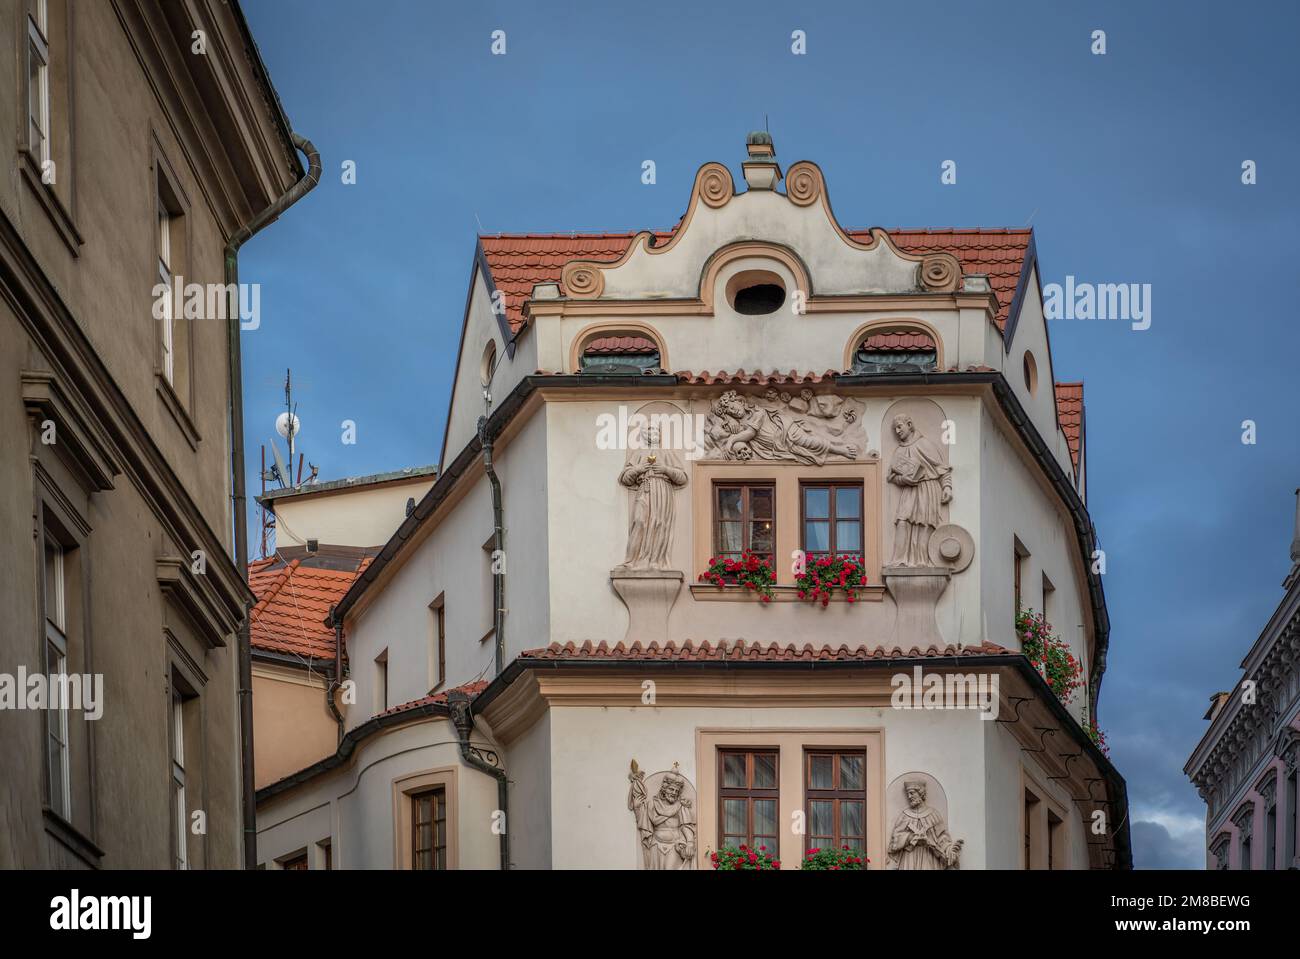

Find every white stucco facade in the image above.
[256,137,1128,871]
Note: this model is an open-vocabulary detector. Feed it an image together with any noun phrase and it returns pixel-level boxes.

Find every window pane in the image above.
[805,522,829,553]
[836,487,861,518]
[717,488,742,521]
[723,835,746,849]
[803,486,830,518]
[722,753,746,788]
[840,754,864,790]
[722,798,747,836]
[752,753,777,789]
[749,521,773,554]
[836,522,861,553]
[43,539,62,631]
[753,799,777,838]
[809,799,833,836]
[748,486,774,519]
[809,754,833,789]
[841,801,864,839]
[717,522,742,553]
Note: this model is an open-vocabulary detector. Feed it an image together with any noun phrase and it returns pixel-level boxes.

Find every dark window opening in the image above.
[853,330,937,373]
[579,334,661,374]
[732,283,785,315]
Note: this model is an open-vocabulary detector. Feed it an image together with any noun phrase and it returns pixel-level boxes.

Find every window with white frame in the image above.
[158,203,175,384]
[42,531,70,820]
[170,681,187,869]
[27,0,51,167]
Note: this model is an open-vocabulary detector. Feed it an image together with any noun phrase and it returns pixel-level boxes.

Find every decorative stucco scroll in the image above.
[785,161,822,206]
[886,773,963,870]
[698,161,734,208]
[561,262,604,299]
[628,760,697,870]
[919,253,961,293]
[702,389,865,464]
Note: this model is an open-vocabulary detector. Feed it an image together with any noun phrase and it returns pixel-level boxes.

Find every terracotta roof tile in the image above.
[520,639,1010,663]
[673,369,841,386]
[1055,381,1084,470]
[248,556,365,661]
[376,680,490,718]
[584,335,659,354]
[479,228,1031,334]
[860,331,936,352]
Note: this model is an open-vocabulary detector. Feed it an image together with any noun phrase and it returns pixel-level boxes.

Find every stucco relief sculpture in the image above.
[617,425,688,571]
[886,413,952,568]
[887,780,964,870]
[628,760,697,870]
[703,389,864,464]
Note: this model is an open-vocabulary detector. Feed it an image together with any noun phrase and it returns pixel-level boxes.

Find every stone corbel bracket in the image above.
[157,556,240,648]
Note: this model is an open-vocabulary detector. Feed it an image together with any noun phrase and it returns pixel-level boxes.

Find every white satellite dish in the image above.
[270,438,290,489]
[275,411,300,440]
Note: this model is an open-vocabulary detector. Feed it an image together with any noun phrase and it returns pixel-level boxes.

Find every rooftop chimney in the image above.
[742,131,782,191]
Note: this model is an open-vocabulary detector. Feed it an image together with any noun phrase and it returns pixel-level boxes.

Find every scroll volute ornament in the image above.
[919,253,961,293]
[785,161,823,206]
[697,162,734,208]
[561,261,604,299]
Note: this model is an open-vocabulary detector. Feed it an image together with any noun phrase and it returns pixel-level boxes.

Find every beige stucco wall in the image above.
[271,476,435,549]
[252,663,338,789]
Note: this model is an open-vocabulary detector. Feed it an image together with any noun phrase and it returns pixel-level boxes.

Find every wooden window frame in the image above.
[411,786,448,870]
[799,481,864,562]
[41,528,70,820]
[392,767,459,869]
[803,748,868,854]
[711,481,776,570]
[428,593,446,693]
[717,748,779,851]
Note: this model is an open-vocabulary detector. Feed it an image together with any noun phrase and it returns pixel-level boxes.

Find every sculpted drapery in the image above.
[617,427,688,571]
[886,413,952,567]
[887,780,963,869]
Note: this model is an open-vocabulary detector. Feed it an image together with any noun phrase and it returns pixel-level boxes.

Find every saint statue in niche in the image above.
[628,760,697,870]
[617,425,688,570]
[886,413,952,567]
[887,780,963,870]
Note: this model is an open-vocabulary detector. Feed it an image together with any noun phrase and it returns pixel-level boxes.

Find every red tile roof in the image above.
[376,680,490,718]
[1054,382,1084,470]
[479,228,1031,333]
[248,556,367,661]
[860,331,936,351]
[520,639,1010,663]
[584,335,659,354]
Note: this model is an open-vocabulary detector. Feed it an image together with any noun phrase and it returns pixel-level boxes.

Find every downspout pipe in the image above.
[478,415,506,677]
[474,413,509,868]
[448,690,509,870]
[327,606,345,741]
[226,133,321,869]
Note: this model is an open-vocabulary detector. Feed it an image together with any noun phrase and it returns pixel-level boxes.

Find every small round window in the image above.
[726,270,786,315]
[1023,350,1038,395]
[481,340,498,387]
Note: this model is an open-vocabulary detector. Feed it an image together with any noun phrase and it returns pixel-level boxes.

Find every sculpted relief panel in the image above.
[702,389,868,464]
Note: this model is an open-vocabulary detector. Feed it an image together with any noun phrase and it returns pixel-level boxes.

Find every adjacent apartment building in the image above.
[0,0,311,867]
[1185,491,1300,870]
[256,133,1130,870]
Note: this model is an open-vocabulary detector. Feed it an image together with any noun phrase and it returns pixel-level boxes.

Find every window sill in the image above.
[155,371,201,450]
[689,584,886,603]
[43,807,104,867]
[20,150,82,256]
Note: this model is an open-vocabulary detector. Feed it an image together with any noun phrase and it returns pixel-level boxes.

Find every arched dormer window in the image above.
[852,328,937,374]
[578,332,662,375]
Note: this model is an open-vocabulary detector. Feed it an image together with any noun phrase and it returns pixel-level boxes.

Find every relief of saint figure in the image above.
[628,760,696,870]
[887,780,963,870]
[705,390,858,465]
[617,426,688,570]
[886,413,952,567]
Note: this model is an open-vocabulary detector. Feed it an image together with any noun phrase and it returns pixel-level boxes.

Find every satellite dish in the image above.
[275,411,300,440]
[270,438,290,489]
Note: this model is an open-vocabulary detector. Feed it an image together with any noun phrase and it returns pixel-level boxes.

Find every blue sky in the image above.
[238,0,1300,867]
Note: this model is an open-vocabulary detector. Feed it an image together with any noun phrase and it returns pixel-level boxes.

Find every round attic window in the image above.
[726,270,786,315]
[1023,350,1038,395]
[481,340,498,387]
